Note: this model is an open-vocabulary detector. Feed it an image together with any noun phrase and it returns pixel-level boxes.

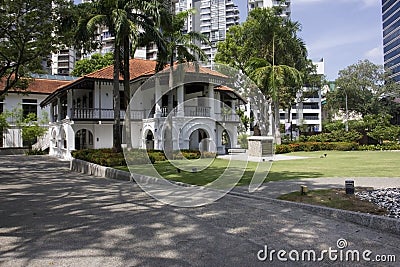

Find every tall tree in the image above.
[156,8,209,69]
[216,7,311,143]
[328,60,400,118]
[119,0,164,150]
[86,0,162,152]
[245,58,303,144]
[0,0,71,96]
[71,52,114,76]
[155,8,209,156]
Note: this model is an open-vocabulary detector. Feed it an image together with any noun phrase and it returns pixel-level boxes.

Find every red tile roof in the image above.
[0,78,71,95]
[85,58,158,80]
[84,59,227,80]
[166,63,228,78]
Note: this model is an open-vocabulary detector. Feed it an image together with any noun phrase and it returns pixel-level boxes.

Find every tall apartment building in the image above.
[382,0,400,83]
[279,59,325,135]
[248,0,291,17]
[51,48,76,76]
[175,0,240,64]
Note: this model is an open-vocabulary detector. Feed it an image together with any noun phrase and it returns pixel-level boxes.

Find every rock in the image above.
[355,188,400,219]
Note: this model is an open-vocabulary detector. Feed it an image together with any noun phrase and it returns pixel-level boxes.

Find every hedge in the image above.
[276,142,400,154]
[275,142,359,154]
[72,148,217,167]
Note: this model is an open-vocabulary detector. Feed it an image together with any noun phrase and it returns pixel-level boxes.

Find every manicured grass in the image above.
[115,150,400,186]
[278,188,388,216]
[269,150,400,181]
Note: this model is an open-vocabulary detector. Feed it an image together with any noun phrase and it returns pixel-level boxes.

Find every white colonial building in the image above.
[41,59,245,159]
[0,75,72,148]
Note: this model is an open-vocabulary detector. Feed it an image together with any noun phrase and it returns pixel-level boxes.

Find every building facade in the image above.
[0,75,73,148]
[176,0,240,64]
[51,48,77,76]
[279,59,325,137]
[41,59,245,159]
[382,0,400,83]
[248,0,291,17]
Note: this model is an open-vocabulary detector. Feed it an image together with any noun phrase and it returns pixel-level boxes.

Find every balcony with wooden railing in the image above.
[68,106,239,123]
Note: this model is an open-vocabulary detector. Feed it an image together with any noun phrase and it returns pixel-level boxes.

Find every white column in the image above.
[177,85,184,117]
[208,84,215,117]
[67,90,73,119]
[57,97,62,122]
[154,77,162,118]
[50,103,55,122]
[215,91,221,114]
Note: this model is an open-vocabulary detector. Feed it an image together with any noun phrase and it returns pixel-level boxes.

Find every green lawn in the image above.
[115,150,400,186]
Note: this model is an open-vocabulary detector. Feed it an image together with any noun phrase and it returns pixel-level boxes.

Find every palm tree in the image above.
[118,0,164,150]
[246,57,303,144]
[156,8,209,69]
[155,8,210,156]
[86,0,163,151]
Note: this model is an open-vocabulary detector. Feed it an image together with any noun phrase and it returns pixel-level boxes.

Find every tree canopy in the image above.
[71,53,114,76]
[215,7,313,142]
[0,0,72,96]
[328,60,400,117]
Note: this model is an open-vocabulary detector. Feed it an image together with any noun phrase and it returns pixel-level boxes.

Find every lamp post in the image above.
[337,86,349,131]
[344,89,349,132]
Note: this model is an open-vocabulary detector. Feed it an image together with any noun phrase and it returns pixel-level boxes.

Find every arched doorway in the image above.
[75,129,93,150]
[189,129,209,152]
[145,130,154,150]
[222,130,231,154]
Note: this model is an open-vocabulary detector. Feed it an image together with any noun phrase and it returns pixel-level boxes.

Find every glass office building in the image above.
[382,0,400,83]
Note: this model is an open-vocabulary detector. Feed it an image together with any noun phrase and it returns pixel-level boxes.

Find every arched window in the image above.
[75,129,93,150]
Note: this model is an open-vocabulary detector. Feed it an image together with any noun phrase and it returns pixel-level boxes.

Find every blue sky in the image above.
[73,0,383,81]
[236,0,384,81]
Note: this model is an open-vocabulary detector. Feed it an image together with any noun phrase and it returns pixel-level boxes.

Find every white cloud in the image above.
[307,29,377,53]
[365,46,384,64]
[360,0,380,7]
[295,0,379,8]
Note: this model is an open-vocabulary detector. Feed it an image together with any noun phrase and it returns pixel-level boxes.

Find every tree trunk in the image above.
[113,42,122,152]
[164,66,174,158]
[274,100,282,145]
[123,36,132,150]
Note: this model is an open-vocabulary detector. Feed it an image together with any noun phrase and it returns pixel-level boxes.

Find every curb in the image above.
[228,190,400,236]
[70,158,400,236]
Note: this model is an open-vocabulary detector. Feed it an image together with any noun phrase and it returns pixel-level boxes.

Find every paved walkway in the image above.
[0,156,400,267]
[0,155,399,266]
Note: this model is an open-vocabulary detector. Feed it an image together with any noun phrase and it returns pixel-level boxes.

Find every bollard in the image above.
[345,180,355,195]
[300,185,309,195]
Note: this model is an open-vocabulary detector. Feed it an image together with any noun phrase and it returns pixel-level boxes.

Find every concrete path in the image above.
[217,153,310,162]
[0,155,399,266]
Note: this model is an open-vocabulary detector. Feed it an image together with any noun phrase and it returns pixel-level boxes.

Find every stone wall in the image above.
[247,136,274,157]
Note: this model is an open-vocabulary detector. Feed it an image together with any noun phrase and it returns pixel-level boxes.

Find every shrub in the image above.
[306,130,362,143]
[25,149,47,155]
[275,142,359,154]
[72,148,218,166]
[275,144,292,154]
[358,143,400,151]
[238,134,249,149]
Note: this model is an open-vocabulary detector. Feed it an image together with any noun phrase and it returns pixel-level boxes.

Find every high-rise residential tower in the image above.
[176,0,240,64]
[382,0,400,83]
[248,0,291,17]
